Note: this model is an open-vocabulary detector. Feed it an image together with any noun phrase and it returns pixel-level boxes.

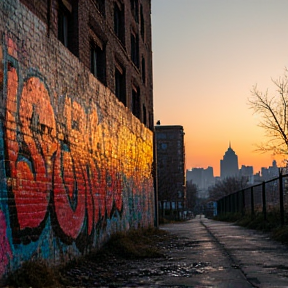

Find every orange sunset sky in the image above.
[151,0,288,177]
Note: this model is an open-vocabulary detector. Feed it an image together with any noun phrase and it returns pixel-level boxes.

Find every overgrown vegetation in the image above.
[5,260,59,288]
[89,227,167,260]
[5,227,170,288]
[208,176,248,202]
[215,210,288,245]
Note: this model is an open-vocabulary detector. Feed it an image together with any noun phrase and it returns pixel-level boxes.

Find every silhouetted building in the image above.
[253,172,262,184]
[186,168,202,187]
[186,166,215,198]
[220,143,239,179]
[261,160,278,181]
[155,125,186,220]
[239,165,254,184]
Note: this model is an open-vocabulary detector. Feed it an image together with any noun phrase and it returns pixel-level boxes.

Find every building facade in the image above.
[239,165,254,184]
[220,143,239,179]
[0,0,155,278]
[186,166,215,198]
[155,125,186,220]
[261,160,279,181]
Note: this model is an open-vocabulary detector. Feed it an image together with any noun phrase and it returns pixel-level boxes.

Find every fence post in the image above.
[242,189,245,216]
[231,194,235,213]
[220,199,223,215]
[227,194,230,213]
[237,191,241,213]
[219,199,223,216]
[262,181,267,221]
[251,186,254,217]
[279,170,284,226]
[233,193,237,213]
[230,194,232,213]
[224,196,227,215]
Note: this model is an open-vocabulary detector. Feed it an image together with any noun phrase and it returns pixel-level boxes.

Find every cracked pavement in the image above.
[60,216,288,287]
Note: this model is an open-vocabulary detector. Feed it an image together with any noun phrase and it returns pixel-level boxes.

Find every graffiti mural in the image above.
[0,210,12,277]
[0,32,154,277]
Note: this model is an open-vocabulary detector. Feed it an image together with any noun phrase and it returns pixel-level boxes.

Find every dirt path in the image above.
[34,216,288,287]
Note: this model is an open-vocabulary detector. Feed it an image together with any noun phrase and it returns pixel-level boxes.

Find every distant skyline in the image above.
[151,0,288,176]
[187,143,279,178]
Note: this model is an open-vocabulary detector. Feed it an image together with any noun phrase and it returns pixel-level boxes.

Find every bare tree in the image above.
[208,176,248,201]
[248,70,288,156]
[186,180,198,210]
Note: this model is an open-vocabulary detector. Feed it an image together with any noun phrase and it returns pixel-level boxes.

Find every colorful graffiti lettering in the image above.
[0,28,154,279]
[6,69,56,231]
[3,37,153,250]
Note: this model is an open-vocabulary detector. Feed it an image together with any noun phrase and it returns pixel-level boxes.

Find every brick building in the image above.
[18,0,153,127]
[0,0,154,278]
[155,124,186,220]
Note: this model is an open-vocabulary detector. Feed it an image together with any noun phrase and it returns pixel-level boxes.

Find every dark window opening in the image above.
[131,33,139,67]
[58,3,69,47]
[58,0,78,56]
[143,104,147,126]
[132,86,141,120]
[141,56,146,84]
[130,0,139,22]
[114,2,125,45]
[140,4,144,39]
[90,41,106,84]
[115,65,126,106]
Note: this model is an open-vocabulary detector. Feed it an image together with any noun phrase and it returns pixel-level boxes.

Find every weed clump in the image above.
[6,260,59,288]
[271,225,288,245]
[5,227,171,287]
[89,227,168,261]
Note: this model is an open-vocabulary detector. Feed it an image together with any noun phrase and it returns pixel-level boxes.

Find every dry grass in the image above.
[271,225,288,245]
[5,227,170,287]
[5,260,59,288]
[89,227,169,261]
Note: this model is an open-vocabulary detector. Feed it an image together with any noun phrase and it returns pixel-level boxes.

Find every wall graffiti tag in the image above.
[0,34,154,277]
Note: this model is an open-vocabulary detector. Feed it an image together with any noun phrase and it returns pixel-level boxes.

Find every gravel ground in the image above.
[58,229,197,287]
[5,227,188,288]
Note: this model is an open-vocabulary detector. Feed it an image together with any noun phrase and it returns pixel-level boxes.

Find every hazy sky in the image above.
[151,0,288,176]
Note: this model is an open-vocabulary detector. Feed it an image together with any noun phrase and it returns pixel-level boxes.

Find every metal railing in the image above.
[217,170,288,225]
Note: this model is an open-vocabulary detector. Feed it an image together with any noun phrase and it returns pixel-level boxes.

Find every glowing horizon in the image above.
[152,0,288,177]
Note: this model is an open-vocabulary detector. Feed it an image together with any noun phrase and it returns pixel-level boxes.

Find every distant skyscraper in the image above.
[220,143,239,179]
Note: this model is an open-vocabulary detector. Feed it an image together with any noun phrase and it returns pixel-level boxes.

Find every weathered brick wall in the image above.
[0,0,155,278]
